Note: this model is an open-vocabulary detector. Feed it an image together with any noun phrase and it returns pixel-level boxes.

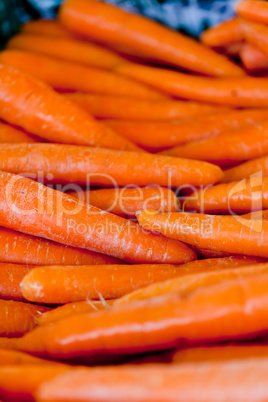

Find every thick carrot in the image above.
[137,210,268,258]
[0,300,50,337]
[0,121,38,143]
[17,273,268,361]
[7,34,126,70]
[0,143,223,187]
[0,227,123,266]
[222,156,268,183]
[0,349,65,366]
[59,0,244,77]
[236,0,268,25]
[21,264,195,305]
[0,171,195,264]
[38,300,114,326]
[0,64,140,151]
[201,18,243,47]
[184,177,268,214]
[0,263,33,301]
[64,93,230,121]
[105,109,268,151]
[0,50,165,100]
[117,63,268,107]
[69,187,177,217]
[240,43,268,74]
[21,19,73,38]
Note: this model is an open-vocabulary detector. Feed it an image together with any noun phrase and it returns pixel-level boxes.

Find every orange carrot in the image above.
[69,187,177,217]
[240,43,268,74]
[21,264,193,305]
[0,143,223,186]
[0,338,19,350]
[38,300,114,326]
[21,19,73,38]
[8,34,126,70]
[137,210,268,258]
[0,171,195,264]
[0,50,165,100]
[0,349,65,366]
[0,121,38,143]
[0,64,140,151]
[201,18,243,47]
[0,300,50,337]
[0,263,33,301]
[242,21,268,59]
[220,42,244,57]
[222,156,268,183]
[117,63,268,107]
[59,0,244,77]
[192,247,236,259]
[236,0,268,25]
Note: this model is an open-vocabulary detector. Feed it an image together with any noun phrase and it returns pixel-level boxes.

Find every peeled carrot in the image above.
[17,273,268,361]
[0,171,195,264]
[0,50,165,100]
[0,143,223,186]
[69,187,177,217]
[59,0,244,77]
[201,18,243,47]
[0,300,50,337]
[222,156,268,183]
[21,19,73,38]
[38,300,114,326]
[105,109,268,151]
[0,121,38,143]
[236,0,268,25]
[0,349,65,366]
[117,63,268,107]
[8,34,126,70]
[64,93,230,121]
[0,64,140,151]
[240,43,268,74]
[0,263,33,301]
[137,210,268,258]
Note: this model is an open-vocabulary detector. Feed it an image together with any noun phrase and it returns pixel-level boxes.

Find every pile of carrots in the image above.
[1,0,268,400]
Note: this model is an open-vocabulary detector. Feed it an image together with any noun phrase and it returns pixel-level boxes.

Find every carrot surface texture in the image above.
[236,0,268,25]
[240,43,268,74]
[0,171,195,264]
[0,143,223,187]
[0,263,32,301]
[137,210,268,258]
[0,50,165,100]
[201,18,243,47]
[16,273,268,362]
[222,156,268,183]
[0,64,140,152]
[59,0,244,77]
[117,63,268,107]
[21,19,73,38]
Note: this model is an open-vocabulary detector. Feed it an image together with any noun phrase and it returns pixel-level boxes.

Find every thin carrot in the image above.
[0,263,33,301]
[21,19,73,38]
[105,109,268,151]
[17,273,268,361]
[236,0,268,25]
[242,21,268,59]
[137,210,268,258]
[220,42,244,57]
[0,64,140,151]
[0,300,50,337]
[222,156,268,183]
[69,187,177,217]
[117,63,268,107]
[59,0,244,77]
[201,18,243,47]
[38,300,114,326]
[7,34,126,70]
[64,93,230,121]
[0,171,196,264]
[192,247,235,259]
[0,50,165,100]
[240,43,268,74]
[21,264,195,305]
[0,349,66,366]
[0,121,38,143]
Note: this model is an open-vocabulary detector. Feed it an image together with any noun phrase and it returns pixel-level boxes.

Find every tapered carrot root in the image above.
[64,93,230,121]
[21,19,73,38]
[0,171,195,264]
[117,63,268,107]
[0,349,66,366]
[236,0,268,25]
[0,50,165,100]
[8,34,126,69]
[0,263,33,301]
[0,143,223,186]
[240,44,268,74]
[105,109,268,151]
[69,187,177,217]
[201,18,243,47]
[0,121,38,143]
[16,273,268,362]
[38,300,114,326]
[0,300,50,337]
[137,210,268,258]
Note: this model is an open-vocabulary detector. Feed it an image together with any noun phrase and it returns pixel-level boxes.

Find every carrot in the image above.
[0,263,33,301]
[7,34,126,70]
[240,43,268,74]
[0,64,140,151]
[0,227,123,266]
[192,247,234,259]
[0,121,38,143]
[0,50,165,100]
[69,187,177,217]
[21,264,195,305]
[222,156,268,183]
[64,93,230,121]
[105,109,268,151]
[0,300,50,337]
[201,18,243,47]
[242,21,268,59]
[0,349,66,366]
[21,19,73,38]
[59,0,244,77]
[183,176,268,214]
[236,0,268,25]
[220,42,244,57]
[16,273,268,361]
[38,300,114,326]
[0,171,195,264]
[137,210,268,258]
[117,63,268,107]
[0,338,19,350]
